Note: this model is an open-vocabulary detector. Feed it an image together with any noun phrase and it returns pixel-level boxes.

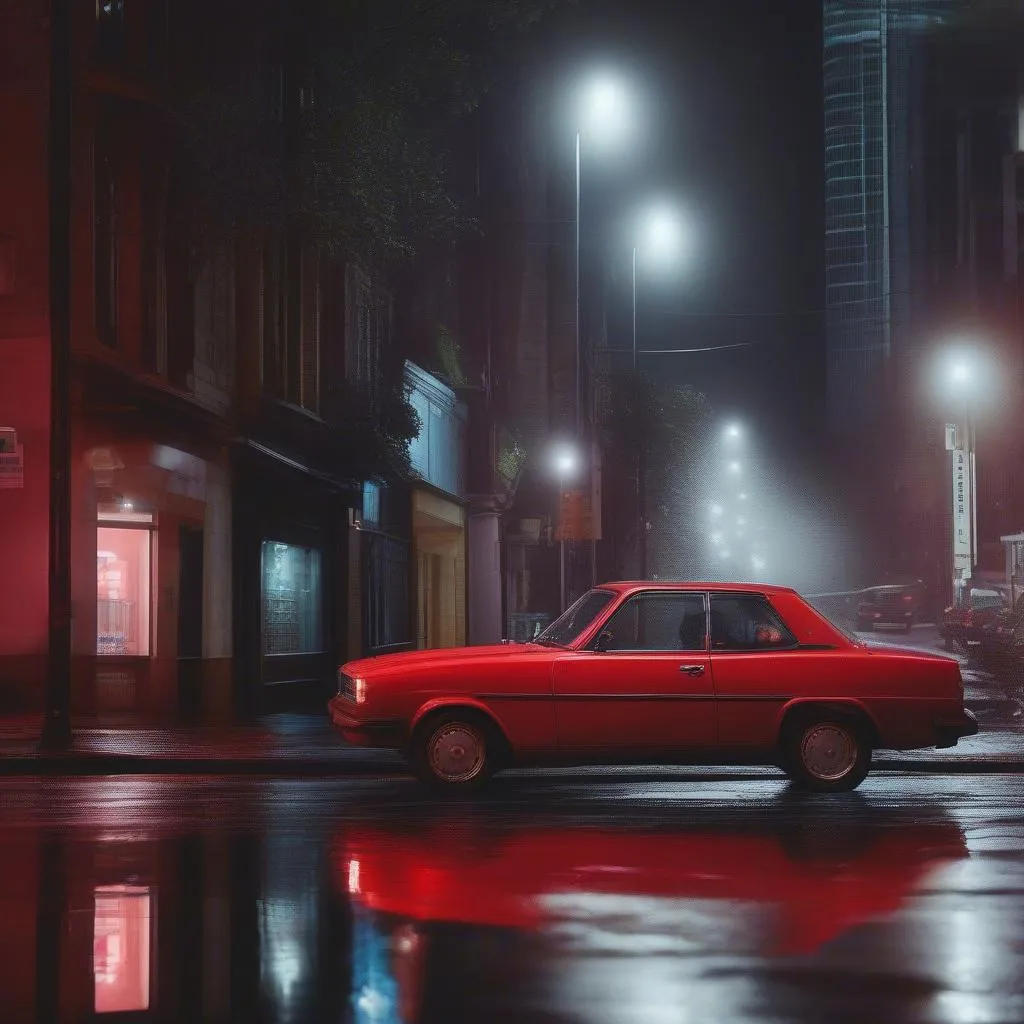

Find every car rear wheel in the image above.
[782,714,872,792]
[411,711,499,793]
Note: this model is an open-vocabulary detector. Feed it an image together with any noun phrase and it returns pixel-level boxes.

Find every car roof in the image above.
[597,581,798,596]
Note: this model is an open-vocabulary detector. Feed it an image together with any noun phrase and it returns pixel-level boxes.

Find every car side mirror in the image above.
[594,630,613,653]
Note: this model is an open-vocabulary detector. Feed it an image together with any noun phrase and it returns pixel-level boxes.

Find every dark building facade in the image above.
[823,0,1024,596]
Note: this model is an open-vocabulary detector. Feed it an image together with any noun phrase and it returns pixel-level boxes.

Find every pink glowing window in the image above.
[97,525,152,656]
[93,885,152,1014]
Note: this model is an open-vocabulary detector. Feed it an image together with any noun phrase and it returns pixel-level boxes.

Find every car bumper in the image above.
[934,709,979,749]
[328,699,405,749]
[859,611,914,624]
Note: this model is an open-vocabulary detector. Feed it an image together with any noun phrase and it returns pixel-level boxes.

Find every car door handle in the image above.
[679,664,705,676]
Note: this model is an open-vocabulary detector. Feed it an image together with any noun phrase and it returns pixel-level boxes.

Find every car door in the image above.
[551,591,718,753]
[707,591,814,750]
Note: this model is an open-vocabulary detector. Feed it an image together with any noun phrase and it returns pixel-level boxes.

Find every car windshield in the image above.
[535,589,616,647]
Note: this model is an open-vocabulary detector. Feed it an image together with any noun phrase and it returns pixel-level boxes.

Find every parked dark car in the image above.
[856,583,923,632]
[979,593,1024,664]
[940,588,1007,652]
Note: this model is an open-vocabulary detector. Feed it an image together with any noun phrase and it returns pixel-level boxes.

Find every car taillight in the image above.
[902,594,913,603]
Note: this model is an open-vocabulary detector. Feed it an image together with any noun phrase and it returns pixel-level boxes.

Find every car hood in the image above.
[342,642,553,678]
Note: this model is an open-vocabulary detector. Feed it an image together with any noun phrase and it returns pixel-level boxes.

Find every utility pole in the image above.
[40,0,73,751]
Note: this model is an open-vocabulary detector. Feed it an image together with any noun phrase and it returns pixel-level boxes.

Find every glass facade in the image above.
[260,541,323,655]
[823,1,957,448]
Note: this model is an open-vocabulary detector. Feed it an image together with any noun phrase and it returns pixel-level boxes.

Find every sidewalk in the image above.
[0,713,405,776]
[1,710,1022,776]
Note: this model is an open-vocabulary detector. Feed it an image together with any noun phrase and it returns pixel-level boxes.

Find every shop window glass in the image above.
[93,885,152,1014]
[261,541,323,655]
[97,527,152,656]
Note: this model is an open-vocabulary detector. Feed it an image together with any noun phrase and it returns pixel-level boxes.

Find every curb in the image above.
[1,754,1022,778]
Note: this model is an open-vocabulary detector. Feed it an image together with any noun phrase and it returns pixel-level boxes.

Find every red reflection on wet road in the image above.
[336,818,967,956]
[93,885,152,1014]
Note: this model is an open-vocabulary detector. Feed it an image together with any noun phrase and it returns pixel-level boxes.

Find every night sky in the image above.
[549,0,826,460]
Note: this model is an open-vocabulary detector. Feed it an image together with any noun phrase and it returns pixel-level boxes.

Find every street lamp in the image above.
[938,347,986,602]
[632,203,689,370]
[575,71,635,433]
[551,443,580,610]
[724,423,742,441]
[572,70,635,592]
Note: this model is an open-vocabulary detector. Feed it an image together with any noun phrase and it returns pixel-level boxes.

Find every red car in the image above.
[328,582,978,793]
[337,817,967,956]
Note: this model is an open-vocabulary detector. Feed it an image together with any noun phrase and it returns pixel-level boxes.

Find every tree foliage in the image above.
[598,369,713,578]
[176,0,570,263]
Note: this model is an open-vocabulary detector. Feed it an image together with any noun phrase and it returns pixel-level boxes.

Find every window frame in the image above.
[588,590,710,654]
[259,539,326,658]
[708,592,800,653]
[95,514,156,659]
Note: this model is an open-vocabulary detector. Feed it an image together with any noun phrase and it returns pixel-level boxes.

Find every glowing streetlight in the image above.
[933,343,997,601]
[632,201,690,370]
[710,504,723,518]
[739,492,748,501]
[728,461,741,474]
[553,446,578,477]
[724,423,742,441]
[550,443,580,609]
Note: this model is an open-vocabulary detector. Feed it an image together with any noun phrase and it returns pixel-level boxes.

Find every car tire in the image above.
[410,710,500,794]
[782,713,872,793]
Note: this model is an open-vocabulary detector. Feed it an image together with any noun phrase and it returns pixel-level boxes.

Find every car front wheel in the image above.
[782,715,872,792]
[411,711,498,793]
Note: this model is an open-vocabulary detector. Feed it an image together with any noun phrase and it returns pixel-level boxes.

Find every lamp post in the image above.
[945,355,980,605]
[630,203,688,578]
[553,445,578,610]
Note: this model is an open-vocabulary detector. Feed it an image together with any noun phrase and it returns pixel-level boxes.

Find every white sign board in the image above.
[952,448,971,573]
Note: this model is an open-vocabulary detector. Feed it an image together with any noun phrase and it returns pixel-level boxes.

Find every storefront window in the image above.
[261,541,323,655]
[97,525,152,656]
[93,885,152,1014]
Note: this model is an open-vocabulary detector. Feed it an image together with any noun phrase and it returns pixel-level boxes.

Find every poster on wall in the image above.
[952,448,972,573]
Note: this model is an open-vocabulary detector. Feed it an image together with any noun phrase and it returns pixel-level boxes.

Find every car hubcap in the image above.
[428,723,486,783]
[801,724,857,781]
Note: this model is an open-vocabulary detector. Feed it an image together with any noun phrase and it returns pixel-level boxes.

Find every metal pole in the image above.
[969,404,977,569]
[559,473,566,611]
[40,0,73,751]
[631,246,637,371]
[572,131,581,605]
[575,131,581,438]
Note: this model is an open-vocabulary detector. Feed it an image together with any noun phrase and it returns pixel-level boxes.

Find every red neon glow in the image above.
[96,527,151,656]
[93,885,152,1014]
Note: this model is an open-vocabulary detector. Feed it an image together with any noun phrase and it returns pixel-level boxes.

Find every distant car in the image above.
[979,593,1024,664]
[940,587,1007,652]
[855,583,923,632]
[329,582,977,793]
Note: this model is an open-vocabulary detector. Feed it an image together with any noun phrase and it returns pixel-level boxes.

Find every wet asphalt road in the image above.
[2,771,1023,1024]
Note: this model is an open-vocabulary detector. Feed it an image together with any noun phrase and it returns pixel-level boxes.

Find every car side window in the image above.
[597,593,707,652]
[709,595,797,651]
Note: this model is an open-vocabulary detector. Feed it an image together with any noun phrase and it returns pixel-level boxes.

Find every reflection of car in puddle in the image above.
[336,810,966,1021]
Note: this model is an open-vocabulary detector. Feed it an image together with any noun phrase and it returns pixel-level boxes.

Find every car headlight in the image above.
[337,672,368,702]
